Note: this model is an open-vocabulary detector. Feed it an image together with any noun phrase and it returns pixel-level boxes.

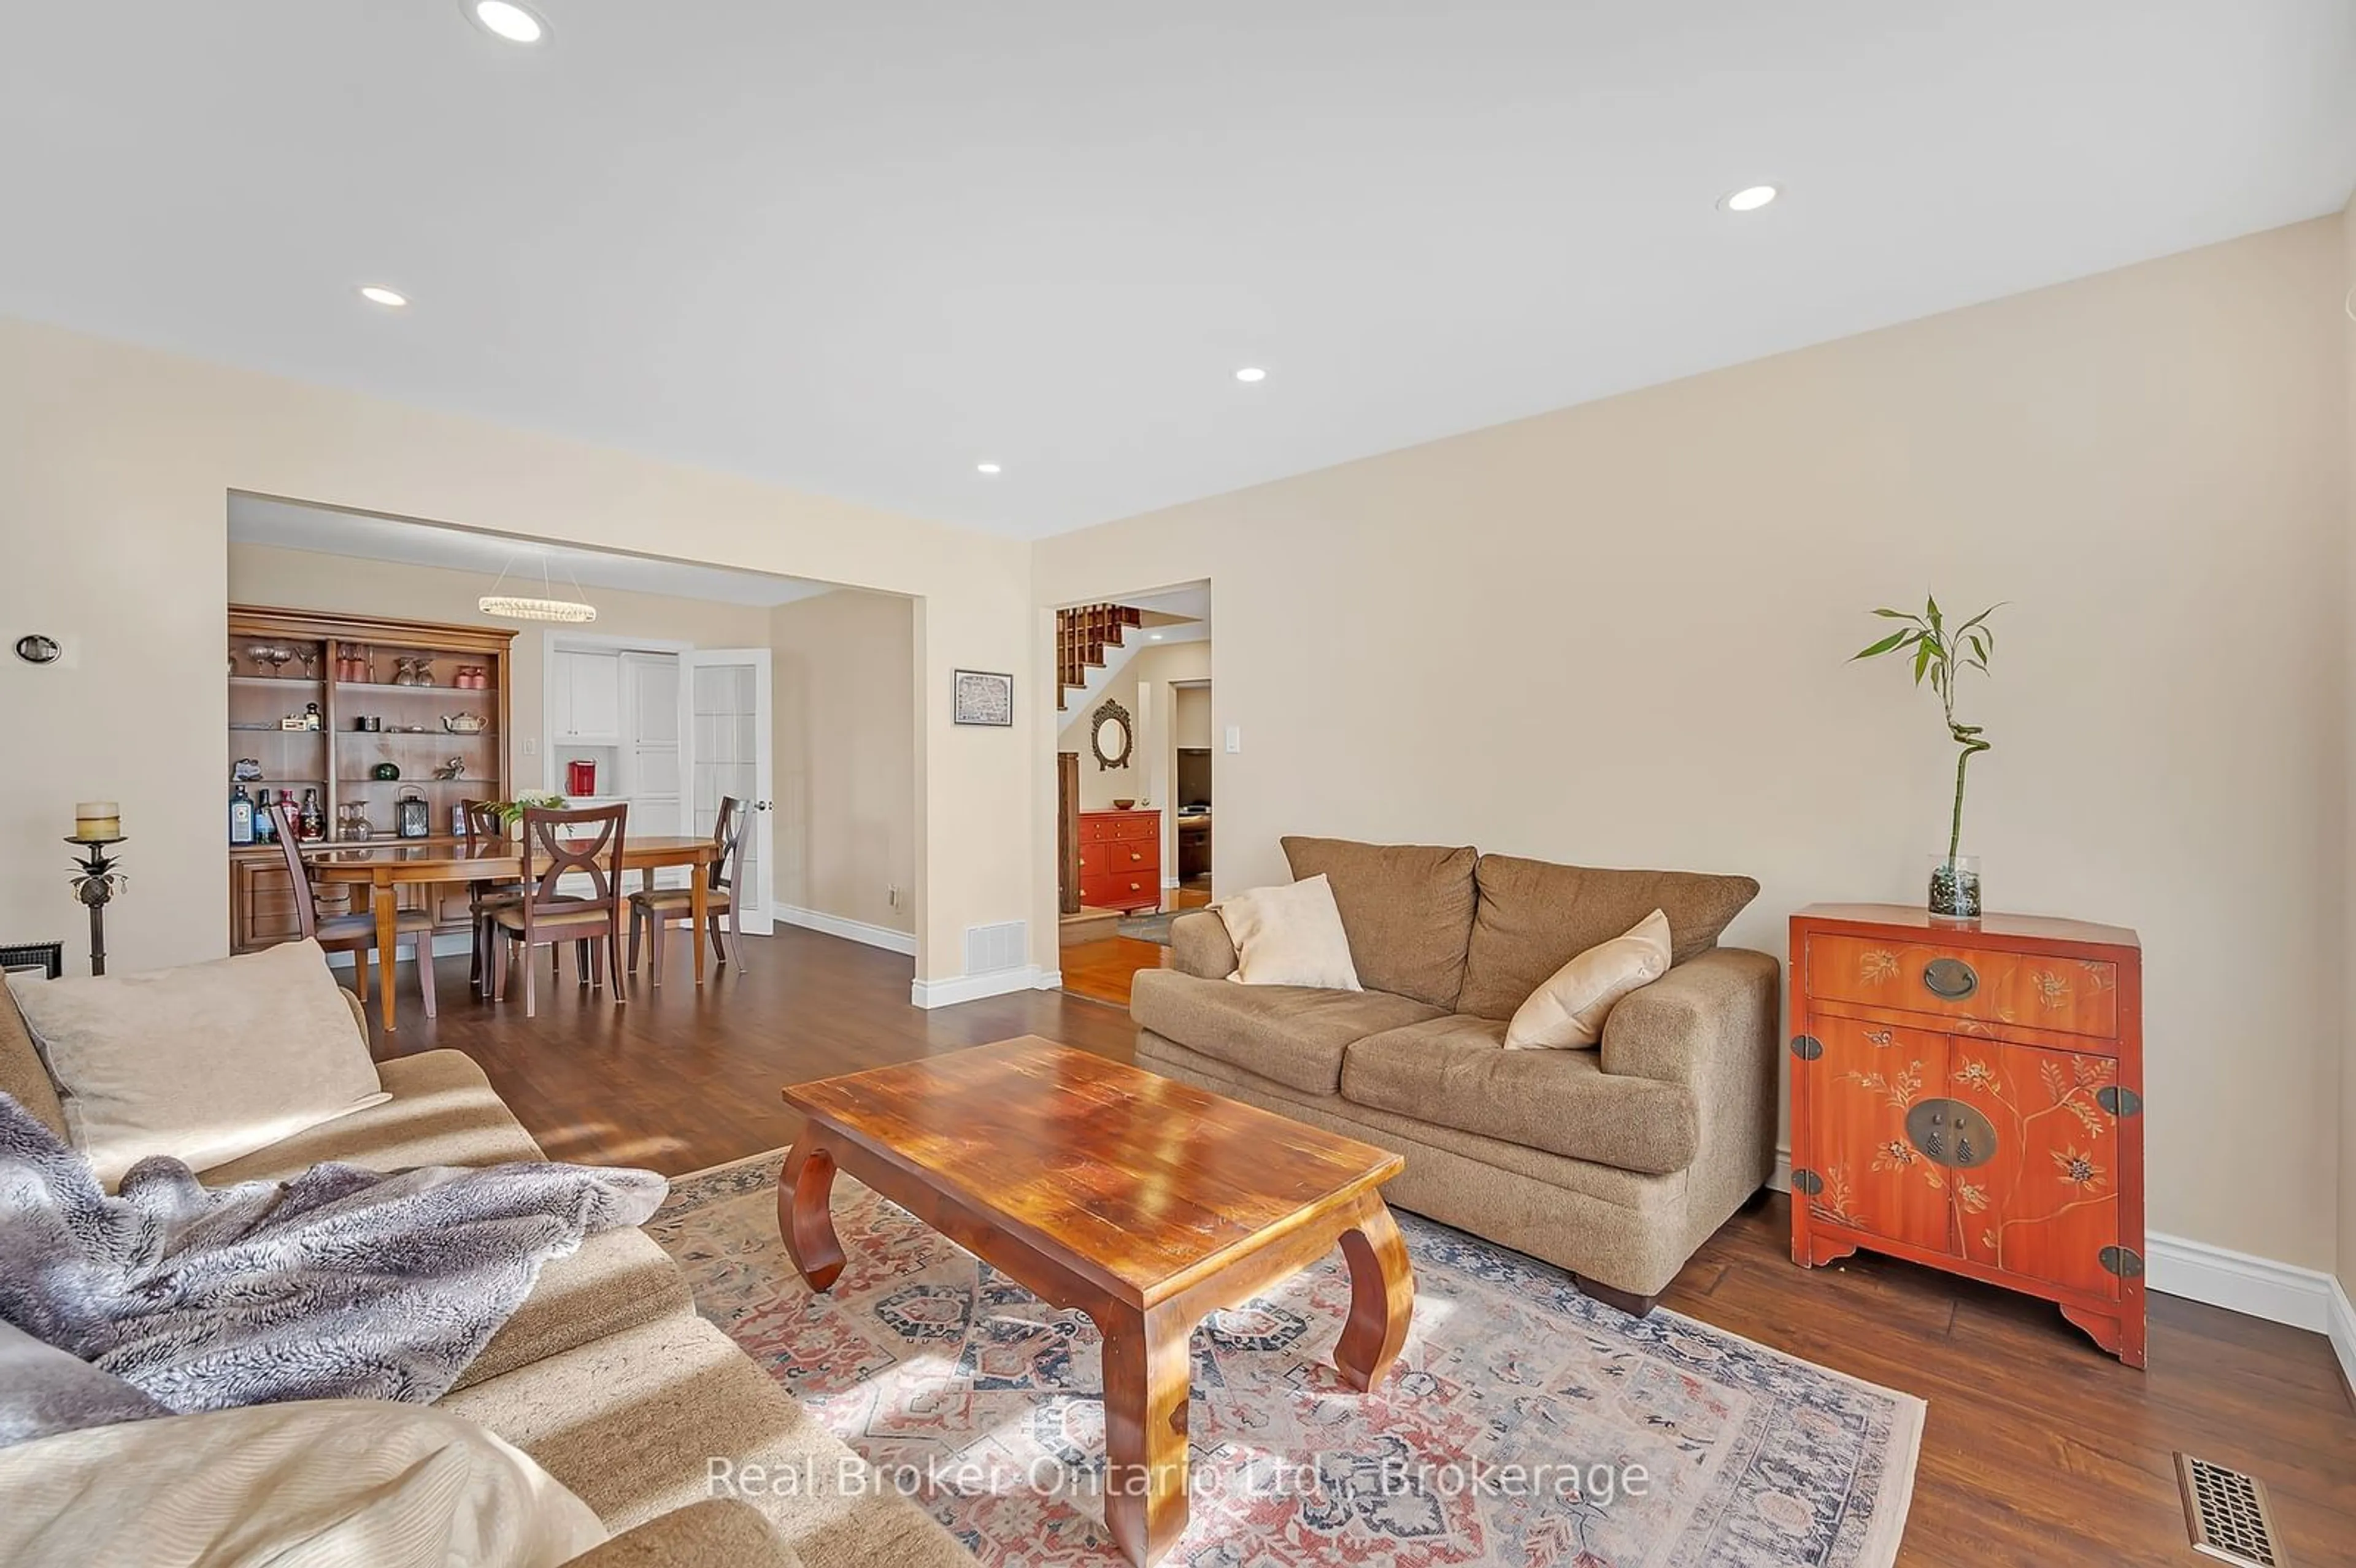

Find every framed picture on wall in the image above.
[952,669,1014,727]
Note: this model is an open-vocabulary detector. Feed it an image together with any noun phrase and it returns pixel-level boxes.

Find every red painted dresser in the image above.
[1077,809,1162,914]
[1788,903,2146,1365]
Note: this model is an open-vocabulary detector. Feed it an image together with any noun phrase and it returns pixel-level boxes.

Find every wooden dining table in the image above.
[303,834,720,1029]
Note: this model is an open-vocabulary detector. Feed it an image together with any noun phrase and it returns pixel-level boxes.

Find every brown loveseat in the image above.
[1131,837,1779,1312]
[0,970,971,1568]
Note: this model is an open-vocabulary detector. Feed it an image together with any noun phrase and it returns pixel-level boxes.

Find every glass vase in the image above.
[1927,853,1982,921]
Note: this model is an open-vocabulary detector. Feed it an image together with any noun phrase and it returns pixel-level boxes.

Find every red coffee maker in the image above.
[566,759,598,797]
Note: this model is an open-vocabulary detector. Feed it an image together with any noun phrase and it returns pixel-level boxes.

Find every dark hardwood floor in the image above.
[364,927,2356,1567]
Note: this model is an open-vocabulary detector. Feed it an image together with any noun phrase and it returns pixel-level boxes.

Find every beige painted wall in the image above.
[1059,661,1144,812]
[1056,640,1213,886]
[1175,685,1213,751]
[1056,642,1211,810]
[0,314,1036,988]
[1036,218,2348,1271]
[226,541,776,795]
[770,588,917,936]
[2341,190,2356,1299]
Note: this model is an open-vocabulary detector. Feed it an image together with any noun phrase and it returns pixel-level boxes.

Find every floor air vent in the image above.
[963,921,1027,976]
[2176,1453,2285,1567]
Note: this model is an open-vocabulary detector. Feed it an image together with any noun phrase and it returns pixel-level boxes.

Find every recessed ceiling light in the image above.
[357,285,410,309]
[1150,634,1164,641]
[466,0,547,44]
[976,462,1002,475]
[1234,367,1267,383]
[1720,184,1779,213]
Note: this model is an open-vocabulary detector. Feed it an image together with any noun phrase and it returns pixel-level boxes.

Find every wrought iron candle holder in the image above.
[66,836,126,977]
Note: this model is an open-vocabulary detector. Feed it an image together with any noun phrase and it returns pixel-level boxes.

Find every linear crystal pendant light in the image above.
[480,551,598,624]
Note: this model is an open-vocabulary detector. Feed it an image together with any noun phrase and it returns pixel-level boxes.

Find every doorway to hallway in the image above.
[1049,583,1211,1009]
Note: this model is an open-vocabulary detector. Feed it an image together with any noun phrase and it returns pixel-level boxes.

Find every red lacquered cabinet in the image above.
[1789,903,2146,1366]
[1077,809,1161,913]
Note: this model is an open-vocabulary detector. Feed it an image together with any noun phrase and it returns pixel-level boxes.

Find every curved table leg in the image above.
[1098,1301,1191,1567]
[1335,1196,1414,1392]
[777,1139,845,1291]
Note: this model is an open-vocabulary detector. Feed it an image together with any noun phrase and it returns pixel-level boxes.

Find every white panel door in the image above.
[678,650,773,936]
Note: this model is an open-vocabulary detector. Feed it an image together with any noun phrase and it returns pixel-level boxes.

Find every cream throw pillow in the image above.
[0,1400,606,1568]
[1504,909,1672,1049]
[1218,875,1363,990]
[8,939,388,1189]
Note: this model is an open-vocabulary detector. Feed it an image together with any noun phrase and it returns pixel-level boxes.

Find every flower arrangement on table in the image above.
[491,793,570,829]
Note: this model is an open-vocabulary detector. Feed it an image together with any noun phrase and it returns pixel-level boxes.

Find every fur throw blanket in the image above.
[0,1093,664,1417]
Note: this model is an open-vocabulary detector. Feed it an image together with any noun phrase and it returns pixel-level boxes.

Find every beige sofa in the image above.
[0,977,971,1568]
[1131,837,1779,1311]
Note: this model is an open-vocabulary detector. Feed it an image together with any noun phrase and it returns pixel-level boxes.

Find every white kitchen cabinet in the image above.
[552,650,623,741]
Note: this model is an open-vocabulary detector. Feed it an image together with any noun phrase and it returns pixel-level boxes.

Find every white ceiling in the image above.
[228,494,838,609]
[9,4,2353,540]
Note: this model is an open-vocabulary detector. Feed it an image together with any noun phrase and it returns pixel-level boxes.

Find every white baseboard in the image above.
[772,904,916,957]
[2144,1231,2341,1335]
[910,965,1049,1009]
[1034,969,1063,991]
[2328,1276,2356,1394]
[1768,1144,2350,1358]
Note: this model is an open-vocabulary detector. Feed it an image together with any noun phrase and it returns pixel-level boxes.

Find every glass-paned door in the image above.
[679,650,774,935]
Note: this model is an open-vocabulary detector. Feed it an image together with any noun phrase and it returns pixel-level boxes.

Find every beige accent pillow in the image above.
[1504,909,1671,1050]
[7,939,388,1189]
[1218,875,1363,991]
[0,1399,606,1568]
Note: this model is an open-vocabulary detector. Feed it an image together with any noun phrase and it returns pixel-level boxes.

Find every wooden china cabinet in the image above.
[227,607,515,953]
[1788,904,2146,1366]
[1076,808,1162,913]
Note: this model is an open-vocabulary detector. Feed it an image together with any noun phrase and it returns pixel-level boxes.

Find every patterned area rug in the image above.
[650,1152,1922,1567]
[1114,910,1176,945]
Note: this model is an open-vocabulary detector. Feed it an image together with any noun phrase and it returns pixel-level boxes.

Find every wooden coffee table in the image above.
[777,1036,1414,1566]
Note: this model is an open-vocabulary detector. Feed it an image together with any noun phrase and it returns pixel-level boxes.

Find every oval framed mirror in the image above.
[1090,699,1134,771]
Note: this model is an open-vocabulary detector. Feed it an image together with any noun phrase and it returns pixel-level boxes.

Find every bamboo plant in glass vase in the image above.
[1852,594,2001,920]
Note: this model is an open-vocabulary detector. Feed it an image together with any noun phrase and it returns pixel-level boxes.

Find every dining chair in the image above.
[267,801,437,1020]
[491,804,628,1018]
[459,798,529,998]
[626,796,747,985]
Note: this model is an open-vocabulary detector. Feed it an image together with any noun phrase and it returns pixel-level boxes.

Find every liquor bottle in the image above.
[229,785,255,846]
[253,789,276,844]
[299,788,326,843]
